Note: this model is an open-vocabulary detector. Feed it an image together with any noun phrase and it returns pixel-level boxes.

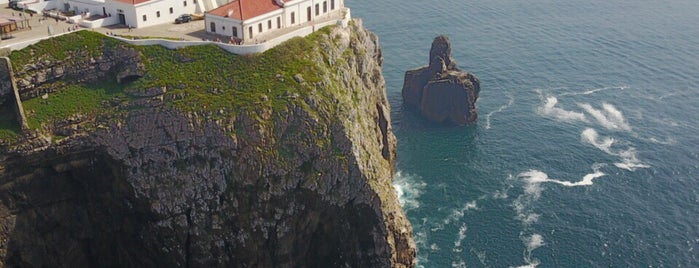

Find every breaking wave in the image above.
[517,165,607,188]
[537,96,588,123]
[581,128,649,171]
[393,171,426,211]
[578,103,632,131]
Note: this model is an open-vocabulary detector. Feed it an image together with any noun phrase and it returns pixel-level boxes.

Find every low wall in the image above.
[80,17,119,28]
[118,12,351,55]
[0,29,83,51]
[3,9,352,55]
[0,57,29,130]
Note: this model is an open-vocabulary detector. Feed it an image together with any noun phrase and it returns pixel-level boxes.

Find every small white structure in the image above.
[22,0,228,28]
[205,0,345,43]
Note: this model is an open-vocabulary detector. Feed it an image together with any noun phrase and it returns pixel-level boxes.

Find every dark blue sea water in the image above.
[349,0,699,267]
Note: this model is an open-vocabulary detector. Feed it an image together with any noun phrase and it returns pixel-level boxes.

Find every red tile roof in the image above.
[208,0,283,20]
[114,0,151,5]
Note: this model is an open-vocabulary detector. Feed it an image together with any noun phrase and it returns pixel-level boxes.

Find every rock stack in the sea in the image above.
[402,35,480,125]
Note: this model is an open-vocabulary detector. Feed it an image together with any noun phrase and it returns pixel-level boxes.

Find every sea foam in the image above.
[392,171,426,211]
[486,94,515,129]
[537,96,588,123]
[578,103,632,131]
[581,128,649,171]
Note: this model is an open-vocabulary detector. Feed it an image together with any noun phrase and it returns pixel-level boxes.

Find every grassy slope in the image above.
[0,27,334,140]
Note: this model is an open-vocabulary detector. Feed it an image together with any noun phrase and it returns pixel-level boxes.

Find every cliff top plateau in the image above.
[0,20,416,267]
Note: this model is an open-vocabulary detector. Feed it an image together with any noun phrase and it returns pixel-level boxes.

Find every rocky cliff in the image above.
[0,20,415,267]
[402,35,480,125]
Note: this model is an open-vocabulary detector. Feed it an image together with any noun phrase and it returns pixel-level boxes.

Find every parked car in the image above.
[175,14,192,24]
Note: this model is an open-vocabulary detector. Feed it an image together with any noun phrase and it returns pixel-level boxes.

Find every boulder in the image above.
[402,35,480,125]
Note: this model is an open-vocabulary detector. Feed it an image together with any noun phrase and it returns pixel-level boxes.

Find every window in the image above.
[169,7,173,14]
[143,15,147,21]
[277,17,281,28]
[156,11,160,18]
[222,26,225,30]
[258,23,262,33]
[193,0,197,3]
[291,12,295,24]
[249,26,253,38]
[331,0,335,10]
[323,1,327,13]
[210,22,216,32]
[315,4,319,16]
[183,1,187,7]
[307,6,311,21]
[232,27,238,37]
[268,20,271,29]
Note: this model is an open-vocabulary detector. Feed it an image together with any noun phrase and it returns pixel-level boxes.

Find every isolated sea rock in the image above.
[402,35,480,125]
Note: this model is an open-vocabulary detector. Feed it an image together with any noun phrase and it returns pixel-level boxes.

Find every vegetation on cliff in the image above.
[0,22,415,267]
[3,28,337,131]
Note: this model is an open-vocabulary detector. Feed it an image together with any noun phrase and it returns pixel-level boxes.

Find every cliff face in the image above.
[0,20,415,267]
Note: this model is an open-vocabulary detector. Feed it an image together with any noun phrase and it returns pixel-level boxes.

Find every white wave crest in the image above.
[525,233,545,252]
[486,94,515,129]
[510,233,544,268]
[578,103,632,131]
[537,96,588,122]
[518,166,607,188]
[581,128,649,171]
[392,171,426,211]
[453,223,468,251]
[443,200,479,226]
[560,85,628,96]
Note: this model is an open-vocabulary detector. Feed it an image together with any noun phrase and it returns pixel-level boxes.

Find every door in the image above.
[118,14,126,25]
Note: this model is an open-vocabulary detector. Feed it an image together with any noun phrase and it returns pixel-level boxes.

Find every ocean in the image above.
[348,0,699,267]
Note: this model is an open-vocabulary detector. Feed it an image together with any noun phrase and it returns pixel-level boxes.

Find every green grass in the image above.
[9,31,117,69]
[131,30,331,117]
[22,81,126,129]
[7,25,341,133]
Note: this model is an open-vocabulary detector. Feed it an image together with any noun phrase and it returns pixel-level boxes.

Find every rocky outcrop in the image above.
[402,35,480,125]
[0,20,415,267]
[10,46,144,100]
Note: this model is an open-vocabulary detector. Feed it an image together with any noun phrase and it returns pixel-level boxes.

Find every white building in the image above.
[22,0,228,28]
[205,0,344,43]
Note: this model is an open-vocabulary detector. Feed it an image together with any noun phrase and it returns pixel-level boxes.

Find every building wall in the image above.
[240,9,282,41]
[205,0,344,42]
[110,0,201,28]
[205,15,242,39]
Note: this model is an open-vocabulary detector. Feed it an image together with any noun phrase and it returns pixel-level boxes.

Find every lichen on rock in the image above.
[0,20,415,267]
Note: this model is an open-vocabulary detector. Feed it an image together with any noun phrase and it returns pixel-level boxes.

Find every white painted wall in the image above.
[240,9,282,41]
[205,14,241,39]
[133,0,199,28]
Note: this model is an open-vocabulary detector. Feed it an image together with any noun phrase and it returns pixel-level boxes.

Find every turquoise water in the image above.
[349,0,699,267]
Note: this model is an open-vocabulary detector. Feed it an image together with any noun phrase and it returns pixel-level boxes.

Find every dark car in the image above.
[175,14,192,24]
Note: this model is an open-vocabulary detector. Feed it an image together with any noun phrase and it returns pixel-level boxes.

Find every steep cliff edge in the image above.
[0,20,415,267]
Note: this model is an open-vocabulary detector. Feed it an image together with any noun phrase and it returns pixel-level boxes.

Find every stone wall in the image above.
[0,57,28,130]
